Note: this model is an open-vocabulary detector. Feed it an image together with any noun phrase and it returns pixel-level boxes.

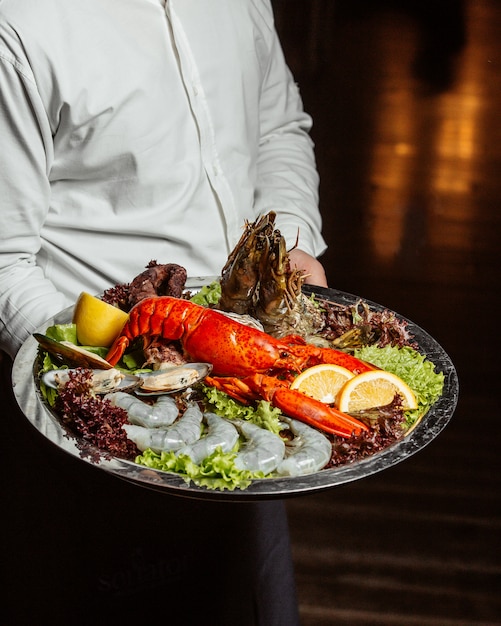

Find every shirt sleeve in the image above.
[0,46,67,358]
[253,3,327,258]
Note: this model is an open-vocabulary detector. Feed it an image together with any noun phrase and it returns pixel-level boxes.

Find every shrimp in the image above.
[276,417,332,477]
[122,402,203,453]
[177,413,239,464]
[105,392,179,428]
[232,419,285,475]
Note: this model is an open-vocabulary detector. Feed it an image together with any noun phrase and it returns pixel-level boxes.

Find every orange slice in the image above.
[73,292,129,347]
[290,363,355,404]
[336,370,418,413]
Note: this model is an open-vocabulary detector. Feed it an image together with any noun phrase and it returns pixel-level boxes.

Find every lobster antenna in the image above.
[287,229,300,253]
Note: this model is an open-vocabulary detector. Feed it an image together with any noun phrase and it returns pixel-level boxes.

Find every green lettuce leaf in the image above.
[44,323,109,358]
[189,281,222,306]
[45,323,78,343]
[201,384,283,434]
[136,447,266,491]
[354,345,445,427]
[38,351,62,406]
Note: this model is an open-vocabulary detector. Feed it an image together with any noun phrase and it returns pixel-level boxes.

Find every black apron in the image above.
[1,354,299,625]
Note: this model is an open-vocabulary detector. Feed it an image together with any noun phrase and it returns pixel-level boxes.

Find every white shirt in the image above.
[0,0,326,357]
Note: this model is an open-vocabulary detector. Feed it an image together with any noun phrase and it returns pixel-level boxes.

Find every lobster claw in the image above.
[205,373,368,439]
[270,387,368,438]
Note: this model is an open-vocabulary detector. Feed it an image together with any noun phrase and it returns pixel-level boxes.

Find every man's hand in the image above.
[289,248,328,288]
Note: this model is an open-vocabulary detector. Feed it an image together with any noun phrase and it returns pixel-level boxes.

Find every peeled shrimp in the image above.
[105,391,179,428]
[177,413,239,464]
[276,417,332,477]
[232,419,285,474]
[122,401,203,453]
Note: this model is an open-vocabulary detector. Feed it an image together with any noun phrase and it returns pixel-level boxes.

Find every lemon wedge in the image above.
[336,369,418,413]
[290,363,355,404]
[73,292,129,347]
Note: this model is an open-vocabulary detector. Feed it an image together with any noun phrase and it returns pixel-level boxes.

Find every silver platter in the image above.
[11,284,459,501]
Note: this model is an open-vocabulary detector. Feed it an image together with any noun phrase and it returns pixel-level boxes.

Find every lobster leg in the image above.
[206,375,259,406]
[288,343,375,375]
[106,336,130,366]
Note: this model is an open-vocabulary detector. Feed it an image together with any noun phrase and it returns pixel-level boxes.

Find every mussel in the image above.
[34,334,113,369]
[35,332,212,396]
[136,362,213,396]
[42,368,142,394]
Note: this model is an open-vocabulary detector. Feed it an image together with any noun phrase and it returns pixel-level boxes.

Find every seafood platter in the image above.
[12,213,458,500]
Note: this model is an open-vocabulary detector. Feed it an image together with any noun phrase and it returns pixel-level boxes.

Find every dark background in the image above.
[273,1,501,624]
[1,2,499,625]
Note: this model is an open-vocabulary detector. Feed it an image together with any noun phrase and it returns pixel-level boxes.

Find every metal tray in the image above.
[12,285,459,501]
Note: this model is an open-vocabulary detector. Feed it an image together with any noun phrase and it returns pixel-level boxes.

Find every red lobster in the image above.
[106,296,371,437]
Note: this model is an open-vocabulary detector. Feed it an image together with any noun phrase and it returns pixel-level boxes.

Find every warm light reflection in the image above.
[367,2,486,262]
[430,94,480,194]
[363,14,420,263]
[427,34,485,251]
[369,129,415,261]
